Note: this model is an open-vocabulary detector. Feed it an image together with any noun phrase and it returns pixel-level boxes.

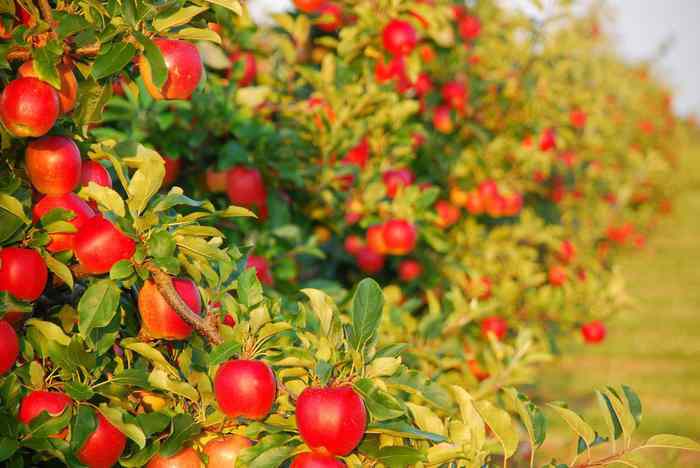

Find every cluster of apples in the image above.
[449,179,524,218]
[344,219,418,274]
[206,165,270,220]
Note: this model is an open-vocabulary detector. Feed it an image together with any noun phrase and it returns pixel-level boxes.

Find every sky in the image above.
[248,0,700,115]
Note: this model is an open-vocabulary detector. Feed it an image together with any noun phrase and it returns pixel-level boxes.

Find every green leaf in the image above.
[301,288,338,338]
[148,369,198,401]
[602,388,637,441]
[152,6,208,32]
[175,27,222,44]
[26,406,72,438]
[136,412,171,437]
[203,0,242,15]
[385,367,453,412]
[26,319,71,346]
[248,446,294,468]
[348,278,384,352]
[79,183,125,216]
[98,404,146,449]
[135,33,168,89]
[31,47,61,89]
[0,193,30,224]
[123,342,179,376]
[237,268,264,307]
[641,434,700,451]
[209,340,242,366]
[160,414,201,457]
[110,259,135,280]
[70,407,97,452]
[92,43,137,80]
[73,79,113,126]
[366,422,447,443]
[621,385,643,428]
[373,446,426,468]
[475,400,519,459]
[355,378,406,421]
[44,254,74,290]
[78,279,121,337]
[63,381,94,401]
[219,205,258,218]
[0,437,18,462]
[504,387,547,448]
[547,403,596,447]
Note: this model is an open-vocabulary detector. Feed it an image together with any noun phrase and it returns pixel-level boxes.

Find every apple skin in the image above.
[468,359,490,382]
[138,279,202,340]
[458,15,482,40]
[342,138,370,168]
[228,51,257,87]
[246,255,274,286]
[557,240,576,263]
[33,193,95,253]
[413,73,433,96]
[294,0,325,13]
[0,247,48,301]
[18,391,72,425]
[581,320,606,344]
[203,435,252,468]
[382,219,417,255]
[432,105,453,134]
[539,128,557,151]
[441,81,468,111]
[147,447,203,468]
[140,38,204,100]
[18,60,78,113]
[382,169,414,199]
[296,386,367,456]
[398,259,422,282]
[25,136,82,195]
[205,167,228,193]
[226,166,267,211]
[0,321,20,375]
[163,156,182,186]
[316,2,343,32]
[366,224,387,254]
[355,247,385,274]
[77,413,127,468]
[570,109,587,128]
[74,216,136,274]
[382,19,417,56]
[0,77,59,137]
[344,235,365,256]
[481,316,508,341]
[81,161,113,188]
[435,200,460,228]
[214,359,276,420]
[548,265,568,286]
[291,453,346,468]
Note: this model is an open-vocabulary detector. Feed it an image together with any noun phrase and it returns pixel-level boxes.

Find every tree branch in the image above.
[144,262,223,346]
[6,43,101,62]
[37,0,55,28]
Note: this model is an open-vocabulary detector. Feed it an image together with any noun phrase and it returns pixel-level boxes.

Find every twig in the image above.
[6,43,100,62]
[37,0,55,28]
[144,262,223,346]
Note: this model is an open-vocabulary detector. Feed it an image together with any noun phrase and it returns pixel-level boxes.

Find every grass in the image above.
[531,150,700,466]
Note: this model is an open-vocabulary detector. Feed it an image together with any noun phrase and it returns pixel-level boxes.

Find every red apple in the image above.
[0,320,19,375]
[77,412,127,468]
[18,391,72,425]
[0,247,48,301]
[0,77,59,137]
[366,224,388,254]
[539,128,556,151]
[468,358,490,381]
[548,265,567,286]
[25,136,82,195]
[203,436,252,468]
[33,193,95,253]
[226,166,267,210]
[433,105,453,133]
[163,156,182,186]
[477,276,492,300]
[465,190,484,215]
[15,1,35,27]
[382,19,417,56]
[557,240,576,264]
[138,278,202,340]
[382,219,417,255]
[147,447,202,468]
[413,73,433,96]
[374,56,406,83]
[355,247,385,274]
[294,0,324,13]
[481,316,507,340]
[228,51,257,87]
[74,216,136,274]
[81,161,112,188]
[398,259,422,282]
[291,453,346,468]
[246,255,274,286]
[435,200,460,228]
[382,168,414,199]
[570,109,587,129]
[18,60,78,113]
[581,320,606,344]
[458,15,481,40]
[205,167,228,193]
[316,3,343,32]
[342,138,370,168]
[140,39,203,100]
[441,81,468,111]
[296,386,367,456]
[343,235,364,256]
[214,359,276,420]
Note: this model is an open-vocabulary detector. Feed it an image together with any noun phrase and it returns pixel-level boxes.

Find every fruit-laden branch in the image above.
[144,262,223,346]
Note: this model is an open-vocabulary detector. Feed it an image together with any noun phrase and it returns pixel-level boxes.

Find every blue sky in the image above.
[249,0,700,115]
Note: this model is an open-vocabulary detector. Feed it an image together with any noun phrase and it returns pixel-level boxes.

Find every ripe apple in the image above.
[294,0,325,13]
[433,105,453,133]
[246,255,274,286]
[147,447,203,468]
[570,109,587,129]
[343,235,364,256]
[203,435,252,468]
[435,200,460,228]
[140,39,203,100]
[15,1,35,27]
[548,265,567,286]
[366,224,388,254]
[374,56,406,83]
[291,452,346,468]
[0,247,48,301]
[228,51,257,87]
[0,320,19,375]
[77,412,127,468]
[316,3,343,32]
[138,278,202,340]
[557,240,576,264]
[342,138,370,168]
[25,136,82,195]
[398,259,422,282]
[382,219,417,255]
[33,193,95,253]
[226,166,267,210]
[458,15,482,40]
[296,386,367,456]
[81,161,112,188]
[205,167,228,192]
[581,320,606,344]
[382,168,414,198]
[214,359,276,420]
[18,60,78,113]
[465,190,484,215]
[382,19,418,56]
[413,73,433,96]
[442,81,468,111]
[539,128,556,151]
[163,156,182,186]
[0,77,59,137]
[481,316,507,341]
[355,247,385,274]
[74,216,136,274]
[18,391,72,426]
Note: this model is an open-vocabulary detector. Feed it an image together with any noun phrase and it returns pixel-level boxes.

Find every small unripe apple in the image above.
[214,359,276,420]
[138,279,202,340]
[18,60,78,113]
[0,320,19,375]
[18,391,72,426]
[140,39,203,100]
[25,136,82,195]
[0,77,59,137]
[458,15,481,40]
[147,447,203,468]
[481,316,507,340]
[77,413,127,468]
[355,247,385,274]
[246,255,274,286]
[382,168,414,199]
[80,161,113,188]
[433,105,453,133]
[74,216,136,274]
[0,247,48,301]
[548,265,567,286]
[33,193,95,253]
[291,452,346,468]
[398,259,422,282]
[382,219,417,255]
[435,200,460,228]
[203,435,252,468]
[382,19,418,56]
[581,320,606,344]
[316,3,343,32]
[228,51,257,87]
[294,0,324,13]
[296,386,367,456]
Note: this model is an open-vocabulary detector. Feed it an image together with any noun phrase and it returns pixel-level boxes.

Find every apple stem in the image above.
[144,262,223,346]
